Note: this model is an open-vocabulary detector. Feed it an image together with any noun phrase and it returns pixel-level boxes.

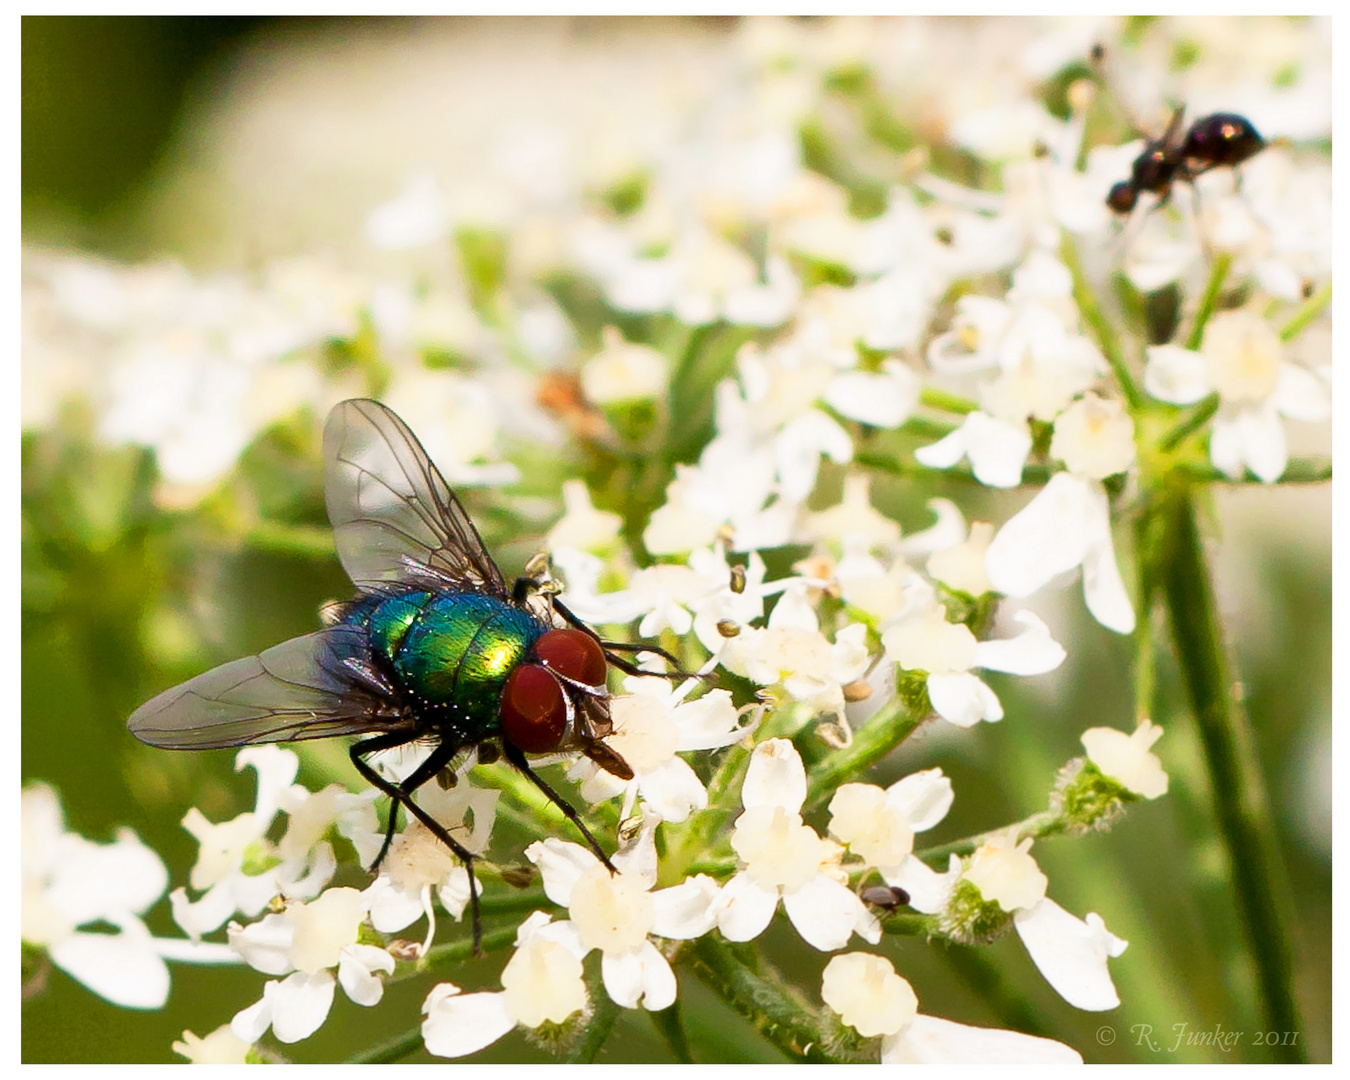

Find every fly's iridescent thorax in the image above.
[346,589,546,734]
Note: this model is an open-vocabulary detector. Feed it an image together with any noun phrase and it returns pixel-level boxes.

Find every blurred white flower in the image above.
[984,471,1136,634]
[172,1025,253,1064]
[1145,309,1329,483]
[22,783,237,1010]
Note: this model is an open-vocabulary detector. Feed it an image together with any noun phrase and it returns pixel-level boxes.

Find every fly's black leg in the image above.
[500,740,619,875]
[601,648,686,681]
[349,730,423,869]
[350,735,485,955]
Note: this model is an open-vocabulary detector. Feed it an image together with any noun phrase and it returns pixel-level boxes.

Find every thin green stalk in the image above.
[684,936,838,1063]
[565,979,621,1062]
[802,697,924,813]
[919,386,978,415]
[393,923,519,982]
[649,1001,694,1063]
[1280,282,1331,342]
[1153,481,1306,1062]
[345,1025,425,1064]
[1185,253,1232,350]
[1180,456,1331,484]
[1062,233,1142,408]
[915,809,1061,865]
[1158,393,1220,454]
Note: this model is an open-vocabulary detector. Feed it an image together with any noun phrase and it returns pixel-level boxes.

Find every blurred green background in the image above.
[21,16,1331,1064]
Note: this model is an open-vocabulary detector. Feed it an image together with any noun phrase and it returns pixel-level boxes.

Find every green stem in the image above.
[391,924,519,982]
[1152,481,1306,1062]
[919,386,978,415]
[683,936,838,1062]
[649,1001,694,1063]
[802,697,924,813]
[1061,233,1142,408]
[1180,456,1331,485]
[915,809,1062,865]
[345,1026,425,1064]
[1157,393,1219,454]
[1280,282,1331,342]
[565,980,621,1062]
[1186,253,1232,350]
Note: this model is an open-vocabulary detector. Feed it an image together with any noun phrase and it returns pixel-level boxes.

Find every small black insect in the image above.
[860,884,911,910]
[1107,107,1265,215]
[129,399,679,951]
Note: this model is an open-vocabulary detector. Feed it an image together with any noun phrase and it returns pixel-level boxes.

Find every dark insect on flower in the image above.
[859,884,911,910]
[1106,107,1265,215]
[129,398,677,951]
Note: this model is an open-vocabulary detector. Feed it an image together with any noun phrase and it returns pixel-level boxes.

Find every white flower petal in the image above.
[712,872,780,943]
[170,882,239,941]
[885,769,954,833]
[672,690,742,751]
[602,940,677,1011]
[1272,363,1331,422]
[927,671,1003,727]
[1144,345,1210,405]
[364,877,427,935]
[269,970,337,1043]
[973,611,1067,675]
[963,412,1033,488]
[741,738,807,813]
[636,757,708,824]
[882,1013,1084,1063]
[337,944,395,1007]
[231,989,274,1045]
[525,838,601,908]
[1014,898,1127,1011]
[236,746,300,826]
[913,429,967,470]
[421,985,517,1059]
[227,912,295,976]
[1081,521,1137,635]
[1233,404,1289,483]
[781,874,876,951]
[650,874,720,940]
[1208,414,1246,479]
[985,472,1093,597]
[49,923,170,1010]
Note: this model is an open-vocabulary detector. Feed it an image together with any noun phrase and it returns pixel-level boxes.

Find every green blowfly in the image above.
[129,399,676,950]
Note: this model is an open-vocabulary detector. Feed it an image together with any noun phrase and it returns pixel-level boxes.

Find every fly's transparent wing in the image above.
[128,626,411,750]
[323,398,509,596]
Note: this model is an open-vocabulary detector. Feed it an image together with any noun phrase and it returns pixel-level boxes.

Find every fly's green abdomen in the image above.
[358,591,543,734]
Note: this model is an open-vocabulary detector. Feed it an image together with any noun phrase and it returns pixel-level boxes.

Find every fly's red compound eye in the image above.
[533,628,608,688]
[500,664,567,753]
